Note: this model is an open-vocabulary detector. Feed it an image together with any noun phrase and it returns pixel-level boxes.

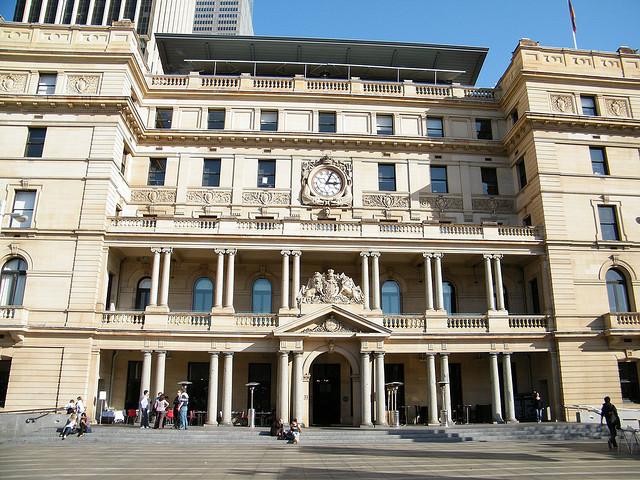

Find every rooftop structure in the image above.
[193,0,253,35]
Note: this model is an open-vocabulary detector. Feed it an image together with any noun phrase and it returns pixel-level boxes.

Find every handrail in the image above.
[0,407,66,415]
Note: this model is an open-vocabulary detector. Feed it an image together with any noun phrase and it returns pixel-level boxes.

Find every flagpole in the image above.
[572,30,577,50]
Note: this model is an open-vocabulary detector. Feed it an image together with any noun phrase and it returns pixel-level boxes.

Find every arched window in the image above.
[192,277,213,312]
[0,258,27,306]
[135,277,151,310]
[443,281,456,314]
[252,278,272,314]
[606,269,630,312]
[382,280,401,314]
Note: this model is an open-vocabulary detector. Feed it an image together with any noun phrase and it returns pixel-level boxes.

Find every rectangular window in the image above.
[590,147,609,175]
[37,73,57,95]
[155,108,173,129]
[598,205,620,241]
[247,363,272,412]
[10,190,36,228]
[378,163,396,191]
[25,127,46,157]
[481,167,499,195]
[121,148,128,176]
[147,158,166,186]
[202,159,221,187]
[207,109,225,130]
[376,114,394,135]
[260,111,278,131]
[516,156,528,189]
[581,95,597,116]
[427,117,444,137]
[529,278,541,314]
[475,118,493,140]
[522,215,532,226]
[257,160,276,188]
[430,166,448,193]
[319,112,337,133]
[510,109,519,125]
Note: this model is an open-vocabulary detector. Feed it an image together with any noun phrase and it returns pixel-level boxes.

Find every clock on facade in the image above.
[311,167,344,197]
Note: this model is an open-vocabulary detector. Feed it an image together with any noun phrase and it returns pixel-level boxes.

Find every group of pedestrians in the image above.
[60,396,91,440]
[138,386,190,430]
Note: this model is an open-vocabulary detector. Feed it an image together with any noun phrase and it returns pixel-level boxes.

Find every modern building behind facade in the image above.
[0,17,638,428]
[193,0,253,34]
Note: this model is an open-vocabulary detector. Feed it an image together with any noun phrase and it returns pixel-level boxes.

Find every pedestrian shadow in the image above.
[227,466,498,479]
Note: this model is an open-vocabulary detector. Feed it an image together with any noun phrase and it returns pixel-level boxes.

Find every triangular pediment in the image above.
[274,304,391,337]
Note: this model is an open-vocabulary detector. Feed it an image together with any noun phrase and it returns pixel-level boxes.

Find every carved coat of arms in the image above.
[297,270,364,304]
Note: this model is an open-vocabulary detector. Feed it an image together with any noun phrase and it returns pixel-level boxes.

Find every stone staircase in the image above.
[3,423,608,445]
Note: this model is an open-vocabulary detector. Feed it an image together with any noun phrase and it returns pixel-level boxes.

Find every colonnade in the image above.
[22,0,143,27]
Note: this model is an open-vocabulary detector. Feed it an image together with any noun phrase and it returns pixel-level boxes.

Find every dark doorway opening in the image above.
[248,363,272,412]
[188,362,209,412]
[0,359,10,408]
[449,363,463,422]
[124,360,142,409]
[385,363,406,423]
[312,363,340,425]
[619,361,640,403]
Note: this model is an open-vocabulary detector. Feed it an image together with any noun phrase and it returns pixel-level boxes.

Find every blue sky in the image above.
[2,0,638,86]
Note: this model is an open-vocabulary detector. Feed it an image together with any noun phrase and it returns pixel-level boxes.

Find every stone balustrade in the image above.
[604,312,640,330]
[0,306,28,327]
[101,311,145,328]
[508,314,549,330]
[447,314,489,331]
[167,312,211,329]
[383,315,425,330]
[235,314,279,328]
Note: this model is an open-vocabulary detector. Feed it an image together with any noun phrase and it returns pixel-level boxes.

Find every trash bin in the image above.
[387,410,400,427]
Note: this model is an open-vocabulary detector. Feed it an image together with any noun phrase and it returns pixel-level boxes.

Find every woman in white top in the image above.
[60,413,77,440]
[75,396,85,416]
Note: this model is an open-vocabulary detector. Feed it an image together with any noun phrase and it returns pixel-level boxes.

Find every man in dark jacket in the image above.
[600,396,621,449]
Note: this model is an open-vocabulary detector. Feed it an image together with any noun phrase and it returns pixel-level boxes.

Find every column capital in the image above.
[425,352,436,358]
[292,351,303,357]
[483,253,494,260]
[493,253,504,260]
[360,251,371,258]
[422,252,434,258]
[489,352,498,357]
[151,247,162,254]
[208,351,220,356]
[278,350,290,356]
[281,250,291,256]
[226,248,237,256]
[439,352,449,358]
[369,251,381,258]
[502,351,512,357]
[223,351,234,357]
[154,350,167,355]
[161,247,173,254]
[142,349,152,355]
[290,250,302,257]
[214,248,226,255]
[431,252,444,259]
[373,351,385,358]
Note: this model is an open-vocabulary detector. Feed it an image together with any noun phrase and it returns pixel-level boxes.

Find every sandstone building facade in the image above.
[0,19,638,427]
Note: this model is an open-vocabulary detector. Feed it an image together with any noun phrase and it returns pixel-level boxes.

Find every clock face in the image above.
[312,168,343,197]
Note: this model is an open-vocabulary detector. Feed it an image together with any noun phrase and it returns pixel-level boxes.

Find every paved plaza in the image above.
[1,440,638,479]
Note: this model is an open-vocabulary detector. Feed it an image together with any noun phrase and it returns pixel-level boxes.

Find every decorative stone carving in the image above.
[0,73,28,93]
[297,270,364,305]
[550,94,575,114]
[301,155,353,206]
[66,75,100,95]
[472,197,514,214]
[362,194,409,209]
[242,190,290,205]
[302,316,361,334]
[130,189,176,204]
[186,189,231,205]
[605,98,630,117]
[419,195,463,211]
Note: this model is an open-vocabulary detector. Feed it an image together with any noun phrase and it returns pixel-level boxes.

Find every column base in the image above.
[506,419,519,424]
[204,422,219,427]
[219,421,233,426]
[212,307,235,315]
[145,305,169,313]
[360,422,374,428]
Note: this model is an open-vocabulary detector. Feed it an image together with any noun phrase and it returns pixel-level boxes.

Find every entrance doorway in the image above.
[187,362,209,412]
[311,363,341,425]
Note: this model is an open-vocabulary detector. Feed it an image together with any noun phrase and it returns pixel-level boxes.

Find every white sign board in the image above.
[98,391,107,400]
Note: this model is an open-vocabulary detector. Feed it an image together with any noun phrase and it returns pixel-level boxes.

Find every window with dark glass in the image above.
[155,108,173,129]
[378,164,396,191]
[606,269,630,312]
[529,278,541,314]
[381,280,401,314]
[192,277,213,312]
[510,109,519,125]
[135,277,151,310]
[248,363,272,412]
[443,281,456,314]
[516,156,528,189]
[0,359,10,408]
[427,117,444,137]
[619,362,640,403]
[207,109,225,130]
[590,147,608,175]
[376,114,394,135]
[598,205,620,241]
[319,112,337,133]
[13,0,27,21]
[257,160,276,188]
[124,360,142,409]
[91,0,107,25]
[0,258,28,306]
[260,111,278,131]
[475,118,493,140]
[27,0,43,22]
[10,191,36,228]
[36,73,56,95]
[203,159,221,187]
[430,166,448,193]
[24,127,46,158]
[522,215,532,227]
[581,95,597,116]
[481,167,499,195]
[75,0,90,23]
[147,158,166,186]
[252,278,272,313]
[121,148,128,176]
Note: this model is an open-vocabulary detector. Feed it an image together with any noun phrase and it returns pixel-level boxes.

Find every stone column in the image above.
[149,248,161,307]
[502,353,517,423]
[433,253,445,311]
[371,252,381,311]
[360,252,370,310]
[360,351,372,426]
[221,352,234,425]
[489,353,503,423]
[55,0,65,23]
[292,352,304,423]
[159,247,172,307]
[140,350,152,397]
[70,0,80,24]
[214,249,225,308]
[224,249,236,309]
[493,255,505,311]
[291,251,301,308]
[117,0,126,20]
[38,0,48,23]
[440,353,452,425]
[423,253,434,311]
[133,0,141,25]
[277,351,289,422]
[281,250,290,310]
[374,352,387,425]
[87,0,96,24]
[101,0,112,25]
[426,353,438,425]
[484,254,496,311]
[152,351,166,398]
[206,352,219,425]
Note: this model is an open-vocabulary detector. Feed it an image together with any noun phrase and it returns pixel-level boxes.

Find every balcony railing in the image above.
[101,311,144,328]
[447,314,489,331]
[168,312,211,329]
[508,315,549,330]
[383,315,425,331]
[235,314,278,328]
[0,306,28,326]
[605,312,640,330]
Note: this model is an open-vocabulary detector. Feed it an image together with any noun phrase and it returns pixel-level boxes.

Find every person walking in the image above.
[154,394,169,429]
[75,396,85,417]
[600,396,621,449]
[139,390,150,429]
[533,390,544,423]
[178,387,189,430]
